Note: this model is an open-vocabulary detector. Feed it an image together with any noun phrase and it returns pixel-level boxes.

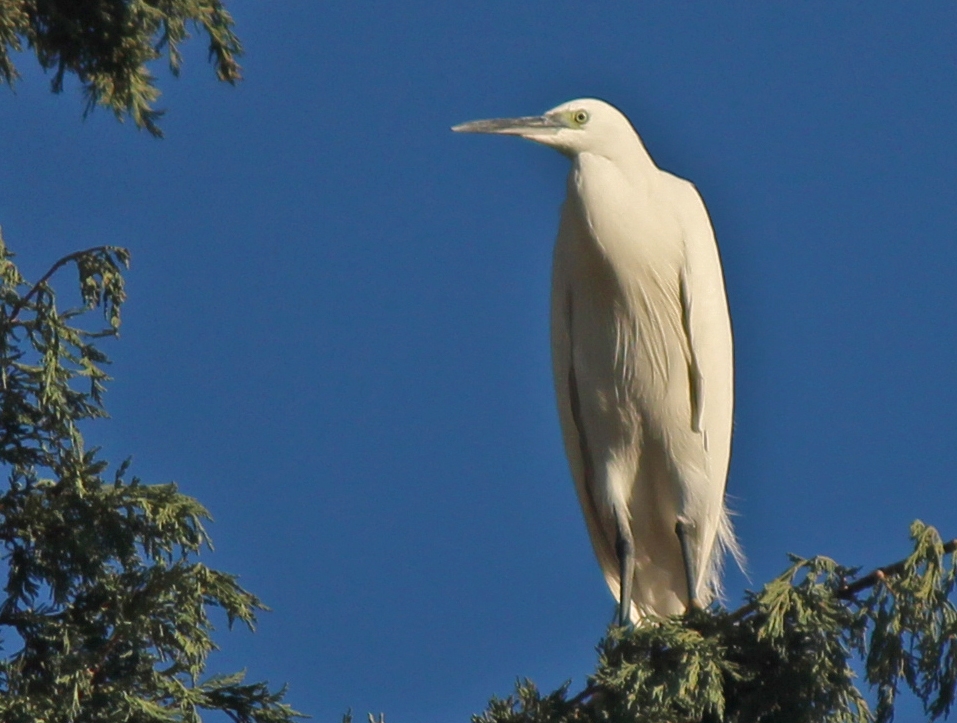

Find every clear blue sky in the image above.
[2,3,956,721]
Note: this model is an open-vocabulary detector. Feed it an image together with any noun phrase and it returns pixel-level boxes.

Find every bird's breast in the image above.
[571,154,684,267]
[561,156,692,427]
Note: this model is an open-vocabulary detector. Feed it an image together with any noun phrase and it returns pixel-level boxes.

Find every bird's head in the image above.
[452,98,642,159]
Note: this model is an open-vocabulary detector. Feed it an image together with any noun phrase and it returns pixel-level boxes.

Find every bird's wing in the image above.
[550,201,621,596]
[669,175,744,586]
[670,178,734,472]
[680,273,705,435]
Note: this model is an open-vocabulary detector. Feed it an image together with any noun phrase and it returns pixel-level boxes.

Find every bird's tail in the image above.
[704,503,746,603]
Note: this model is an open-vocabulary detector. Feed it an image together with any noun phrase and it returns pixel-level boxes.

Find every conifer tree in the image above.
[0,3,300,721]
[476,523,957,723]
[0,237,301,721]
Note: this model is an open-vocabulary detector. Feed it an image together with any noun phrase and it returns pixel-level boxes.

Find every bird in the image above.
[453,98,742,626]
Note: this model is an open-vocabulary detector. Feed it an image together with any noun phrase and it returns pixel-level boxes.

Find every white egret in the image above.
[453,99,742,626]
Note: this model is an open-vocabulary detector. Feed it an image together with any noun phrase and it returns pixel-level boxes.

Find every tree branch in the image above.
[728,536,957,622]
[7,246,115,322]
[835,537,957,600]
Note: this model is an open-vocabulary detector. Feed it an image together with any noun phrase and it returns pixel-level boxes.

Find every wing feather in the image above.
[680,272,705,436]
[551,202,622,601]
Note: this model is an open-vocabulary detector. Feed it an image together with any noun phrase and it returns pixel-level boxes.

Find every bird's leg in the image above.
[615,523,635,627]
[675,517,701,611]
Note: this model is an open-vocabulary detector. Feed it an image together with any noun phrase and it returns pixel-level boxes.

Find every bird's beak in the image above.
[451,115,564,136]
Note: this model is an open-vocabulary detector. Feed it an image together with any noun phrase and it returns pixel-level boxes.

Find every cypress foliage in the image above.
[0,0,242,136]
[0,233,302,722]
[476,522,957,723]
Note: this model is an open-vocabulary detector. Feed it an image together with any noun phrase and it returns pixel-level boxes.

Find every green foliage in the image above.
[476,522,957,723]
[862,522,957,721]
[0,0,242,136]
[0,230,302,722]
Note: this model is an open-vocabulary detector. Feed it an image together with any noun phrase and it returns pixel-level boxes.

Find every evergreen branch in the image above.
[836,537,957,600]
[7,248,93,322]
[548,532,957,723]
[7,246,122,323]
[567,681,596,706]
[727,536,957,623]
[0,0,244,137]
[0,240,300,721]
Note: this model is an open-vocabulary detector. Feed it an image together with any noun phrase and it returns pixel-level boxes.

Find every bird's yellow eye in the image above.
[573,110,589,125]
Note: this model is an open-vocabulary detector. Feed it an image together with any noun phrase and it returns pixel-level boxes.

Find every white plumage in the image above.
[454,98,742,624]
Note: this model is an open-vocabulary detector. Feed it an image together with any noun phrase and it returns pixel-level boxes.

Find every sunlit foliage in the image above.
[477,522,957,723]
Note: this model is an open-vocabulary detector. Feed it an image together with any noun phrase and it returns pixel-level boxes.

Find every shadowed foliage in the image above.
[0,0,242,136]
[0,233,302,722]
[0,6,305,719]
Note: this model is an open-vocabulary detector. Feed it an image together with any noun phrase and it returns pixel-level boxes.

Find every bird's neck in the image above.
[568,152,681,270]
